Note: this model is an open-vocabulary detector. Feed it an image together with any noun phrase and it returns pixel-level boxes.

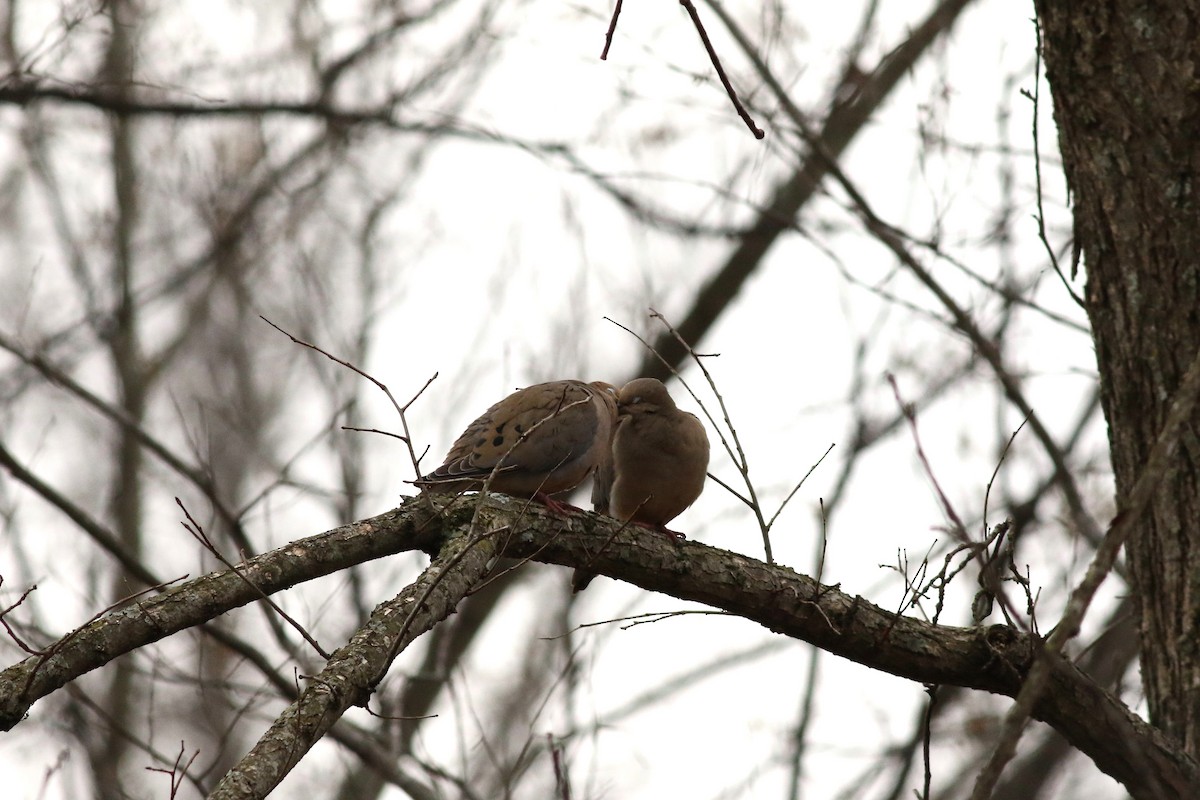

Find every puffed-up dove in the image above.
[574,377,709,590]
[415,380,618,511]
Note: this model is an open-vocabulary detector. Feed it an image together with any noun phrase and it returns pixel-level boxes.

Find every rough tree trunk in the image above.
[1037,0,1200,753]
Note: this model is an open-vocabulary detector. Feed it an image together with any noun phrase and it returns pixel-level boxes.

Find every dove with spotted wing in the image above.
[416,380,618,511]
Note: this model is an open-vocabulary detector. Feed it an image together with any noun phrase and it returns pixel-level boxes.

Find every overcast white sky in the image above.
[0,1,1124,798]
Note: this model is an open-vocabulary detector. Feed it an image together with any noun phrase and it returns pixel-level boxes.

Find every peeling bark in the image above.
[1036,0,1200,754]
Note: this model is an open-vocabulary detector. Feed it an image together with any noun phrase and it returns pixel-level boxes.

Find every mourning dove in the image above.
[415,380,618,511]
[574,377,709,590]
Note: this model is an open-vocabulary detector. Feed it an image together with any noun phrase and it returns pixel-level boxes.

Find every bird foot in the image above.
[534,492,581,515]
[629,520,685,540]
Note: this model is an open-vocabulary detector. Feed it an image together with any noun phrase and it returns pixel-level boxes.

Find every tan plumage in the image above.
[575,378,709,591]
[416,380,618,505]
[607,378,709,529]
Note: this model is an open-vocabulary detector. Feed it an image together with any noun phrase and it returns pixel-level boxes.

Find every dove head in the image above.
[617,378,676,414]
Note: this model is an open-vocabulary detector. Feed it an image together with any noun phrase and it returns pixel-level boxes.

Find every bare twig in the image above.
[968,345,1200,800]
[0,440,162,587]
[887,374,970,543]
[599,0,623,60]
[144,741,201,800]
[261,316,435,482]
[703,470,753,509]
[548,733,572,800]
[594,0,763,137]
[176,498,331,660]
[921,684,938,799]
[648,309,774,559]
[547,609,732,639]
[767,443,836,530]
[1026,17,1085,305]
[0,332,256,553]
[974,420,1031,624]
[0,581,41,655]
[606,311,779,563]
[678,1,764,139]
[341,426,410,443]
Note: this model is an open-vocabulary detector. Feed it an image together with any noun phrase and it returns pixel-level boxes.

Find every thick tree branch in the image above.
[0,506,435,730]
[970,343,1200,798]
[1,495,1194,797]
[208,528,497,800]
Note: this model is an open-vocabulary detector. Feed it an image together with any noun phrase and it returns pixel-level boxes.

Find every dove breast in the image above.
[608,378,709,526]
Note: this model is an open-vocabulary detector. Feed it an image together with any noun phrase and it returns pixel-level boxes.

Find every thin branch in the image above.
[767,443,836,531]
[638,0,974,378]
[607,311,781,563]
[969,344,1200,800]
[0,581,41,655]
[176,498,331,660]
[0,439,162,587]
[807,137,1106,556]
[599,0,623,60]
[1026,16,1085,306]
[261,316,434,483]
[888,374,970,543]
[0,279,245,556]
[144,741,201,800]
[678,1,764,139]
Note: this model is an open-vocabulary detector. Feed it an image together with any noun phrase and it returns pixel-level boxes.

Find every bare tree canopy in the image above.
[1,1,1198,799]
